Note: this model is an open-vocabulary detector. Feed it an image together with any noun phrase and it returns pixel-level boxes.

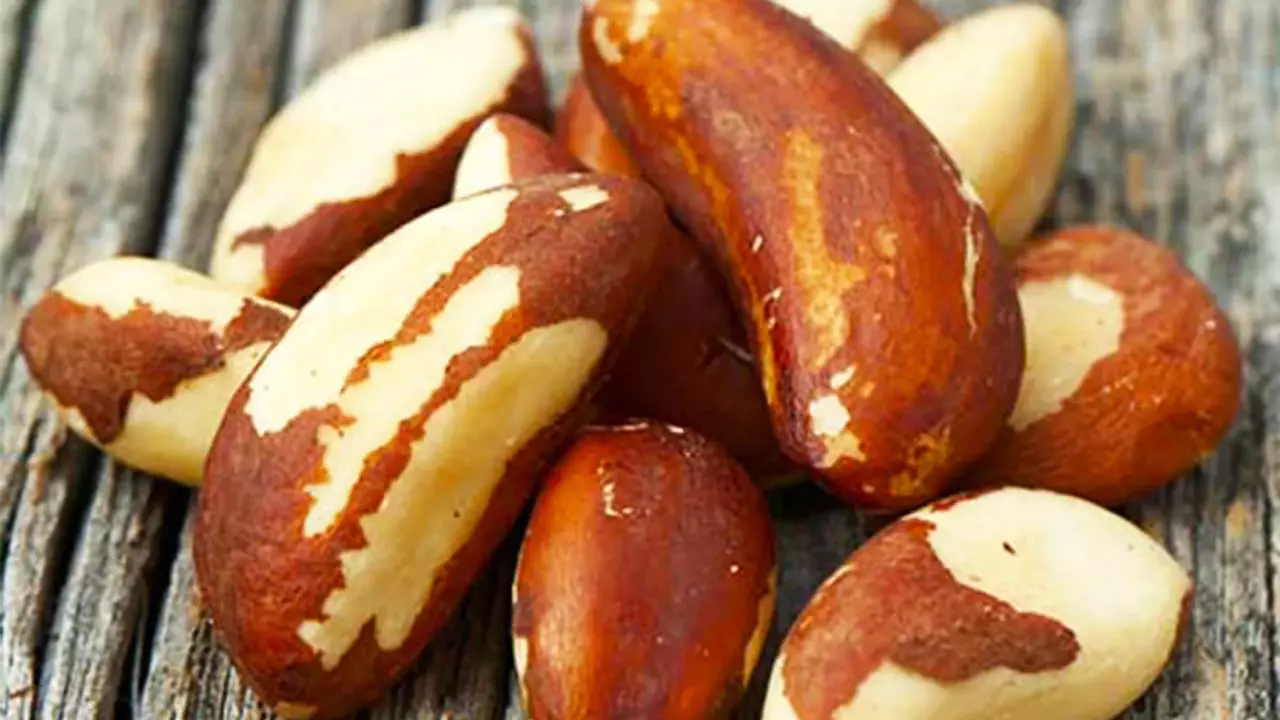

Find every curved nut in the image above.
[887,3,1073,249]
[193,174,671,719]
[19,257,293,486]
[452,106,789,477]
[453,113,582,199]
[965,226,1243,506]
[211,7,550,307]
[581,0,1024,511]
[513,422,777,719]
[764,486,1192,720]
[773,0,942,72]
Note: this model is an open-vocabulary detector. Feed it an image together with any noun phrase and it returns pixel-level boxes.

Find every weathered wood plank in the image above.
[133,1,289,717]
[0,0,200,716]
[0,0,35,156]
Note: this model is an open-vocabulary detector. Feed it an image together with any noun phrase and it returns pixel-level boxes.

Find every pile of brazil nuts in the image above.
[16,1,1244,718]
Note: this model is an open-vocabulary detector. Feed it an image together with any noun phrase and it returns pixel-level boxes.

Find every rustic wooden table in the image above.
[0,0,1274,717]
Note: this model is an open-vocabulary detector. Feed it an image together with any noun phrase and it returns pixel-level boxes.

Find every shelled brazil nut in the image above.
[211,7,549,307]
[965,226,1242,506]
[581,0,1025,511]
[453,113,790,476]
[513,422,776,719]
[764,487,1192,720]
[193,173,672,719]
[886,3,1073,248]
[19,257,294,486]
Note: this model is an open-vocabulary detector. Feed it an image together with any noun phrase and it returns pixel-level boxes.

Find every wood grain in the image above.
[0,0,1271,718]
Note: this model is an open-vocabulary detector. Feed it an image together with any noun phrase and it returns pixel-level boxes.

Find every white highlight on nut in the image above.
[48,257,295,485]
[212,8,530,291]
[830,365,856,390]
[305,266,521,537]
[1008,274,1125,432]
[808,394,866,467]
[961,209,981,337]
[592,16,625,65]
[297,318,608,669]
[452,116,513,199]
[558,185,610,212]
[627,0,659,42]
[244,189,519,436]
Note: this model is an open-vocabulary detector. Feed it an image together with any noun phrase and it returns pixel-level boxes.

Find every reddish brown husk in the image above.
[19,295,290,442]
[966,226,1243,506]
[482,108,790,476]
[513,423,776,719]
[555,74,642,179]
[194,174,674,718]
[778,512,1078,718]
[581,0,1024,511]
[233,36,550,308]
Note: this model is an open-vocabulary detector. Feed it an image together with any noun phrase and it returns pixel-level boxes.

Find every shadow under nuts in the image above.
[513,422,777,719]
[193,173,671,719]
[581,0,1025,511]
[965,226,1243,506]
[764,486,1192,720]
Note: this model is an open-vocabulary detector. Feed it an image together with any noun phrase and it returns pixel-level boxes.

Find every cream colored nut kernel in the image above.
[763,486,1191,720]
[193,173,671,719]
[772,0,942,73]
[211,7,548,306]
[452,113,580,200]
[887,3,1073,248]
[18,257,294,486]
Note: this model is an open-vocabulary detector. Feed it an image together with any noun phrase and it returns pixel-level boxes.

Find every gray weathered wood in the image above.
[289,0,416,96]
[0,0,34,155]
[0,0,198,716]
[0,0,1274,718]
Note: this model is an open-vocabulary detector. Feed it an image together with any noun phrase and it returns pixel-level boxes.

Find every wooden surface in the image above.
[0,0,1274,718]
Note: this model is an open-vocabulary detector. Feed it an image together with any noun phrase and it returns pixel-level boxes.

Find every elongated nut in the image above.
[211,7,549,307]
[19,257,293,486]
[582,0,1024,511]
[764,486,1192,720]
[451,107,789,476]
[965,226,1242,506]
[887,3,1073,249]
[193,174,671,719]
[772,0,942,72]
[453,113,581,199]
[513,422,777,719]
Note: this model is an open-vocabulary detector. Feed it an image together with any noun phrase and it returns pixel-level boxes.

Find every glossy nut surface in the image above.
[764,486,1192,720]
[194,173,672,719]
[581,0,1024,511]
[513,422,777,719]
[966,226,1243,506]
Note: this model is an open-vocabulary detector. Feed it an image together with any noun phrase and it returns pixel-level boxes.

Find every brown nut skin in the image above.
[555,74,642,179]
[456,107,789,477]
[513,422,777,720]
[964,226,1243,507]
[763,487,1192,720]
[581,0,1024,511]
[194,173,673,719]
[211,8,550,307]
